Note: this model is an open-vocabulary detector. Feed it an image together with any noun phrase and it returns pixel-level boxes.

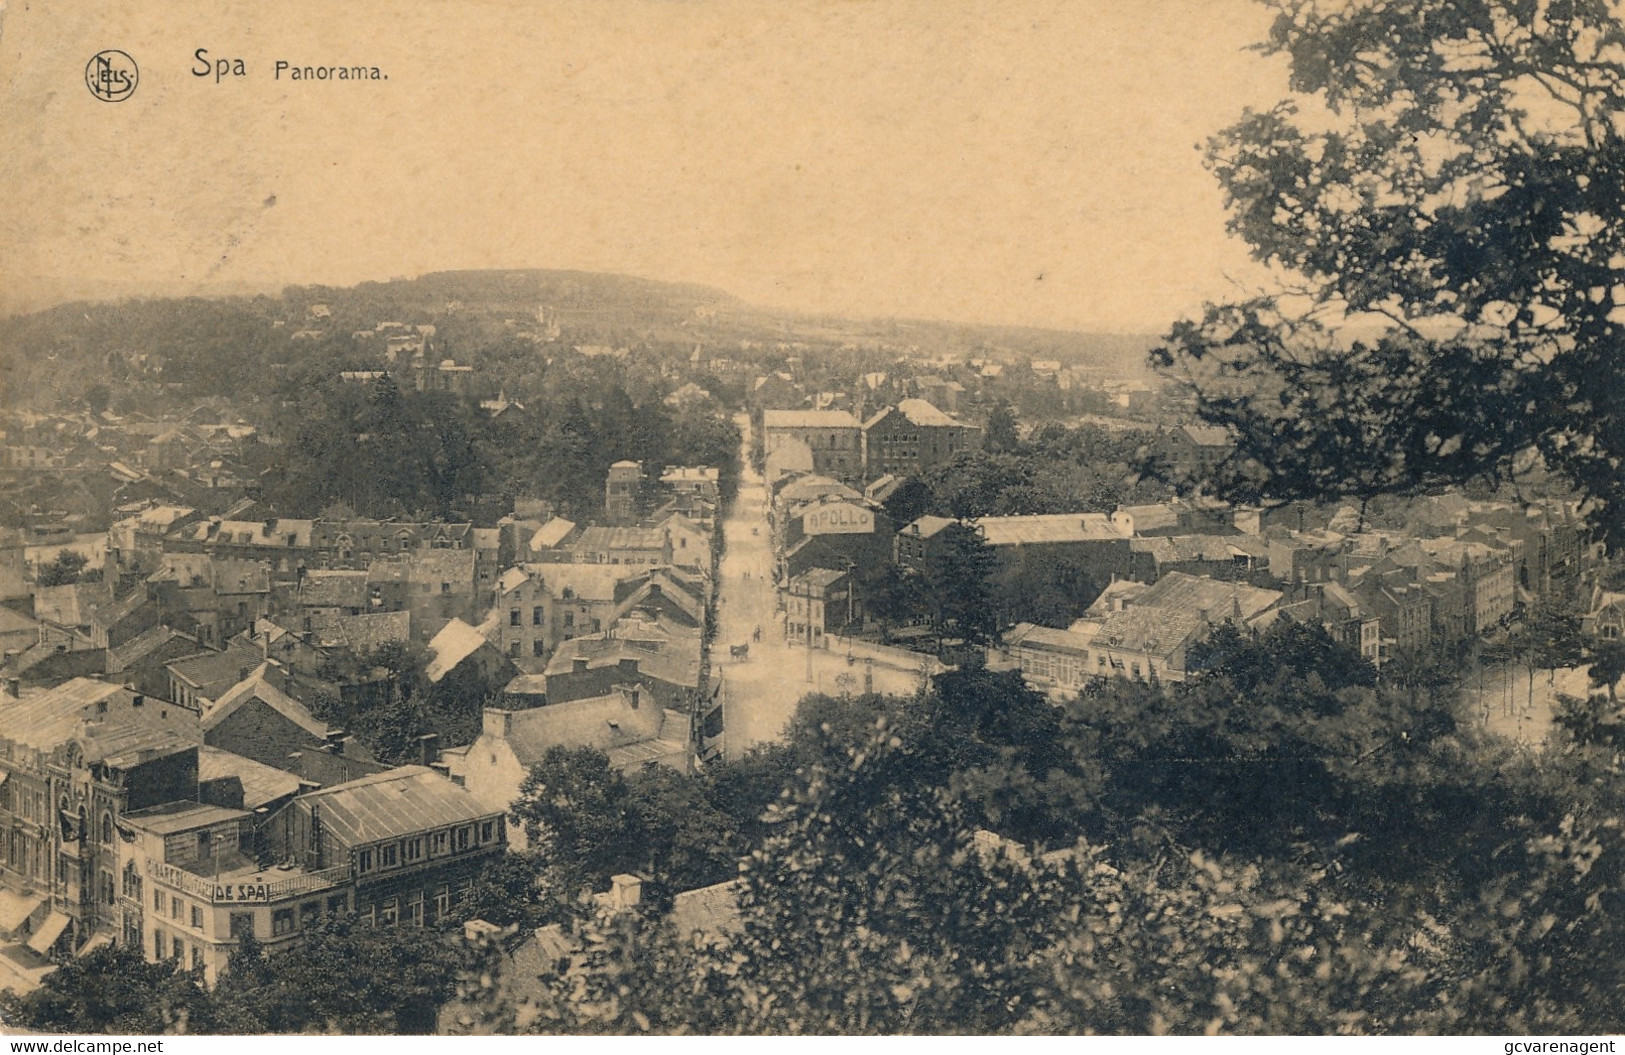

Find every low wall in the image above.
[823,635,949,676]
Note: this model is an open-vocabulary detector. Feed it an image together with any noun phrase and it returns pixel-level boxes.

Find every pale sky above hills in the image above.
[1,0,1288,332]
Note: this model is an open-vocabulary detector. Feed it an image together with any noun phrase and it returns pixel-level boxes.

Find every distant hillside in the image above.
[0,268,1161,411]
[280,269,744,328]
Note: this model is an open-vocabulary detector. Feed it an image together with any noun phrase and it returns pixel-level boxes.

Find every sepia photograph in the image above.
[1,0,1623,1038]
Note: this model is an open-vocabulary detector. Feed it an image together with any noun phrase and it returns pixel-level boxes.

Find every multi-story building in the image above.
[784,569,852,645]
[1157,425,1235,481]
[446,690,689,849]
[0,679,202,957]
[123,765,504,984]
[604,461,644,524]
[1005,572,1285,692]
[762,410,862,482]
[860,399,982,481]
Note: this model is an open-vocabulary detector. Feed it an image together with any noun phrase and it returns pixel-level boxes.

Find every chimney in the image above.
[618,657,639,676]
[572,656,589,673]
[483,709,514,738]
[609,873,642,910]
[417,732,439,767]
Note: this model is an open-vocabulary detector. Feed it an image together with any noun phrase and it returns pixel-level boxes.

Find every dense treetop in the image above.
[1156,0,1625,547]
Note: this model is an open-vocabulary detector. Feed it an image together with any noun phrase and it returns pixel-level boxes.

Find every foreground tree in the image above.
[1156,0,1625,548]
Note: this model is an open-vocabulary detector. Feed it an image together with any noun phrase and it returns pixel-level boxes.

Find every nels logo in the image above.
[86,49,138,102]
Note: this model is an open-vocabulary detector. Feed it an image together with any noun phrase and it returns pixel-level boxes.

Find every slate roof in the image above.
[0,678,200,762]
[0,606,39,635]
[202,665,329,740]
[122,801,251,836]
[572,526,667,552]
[33,583,112,628]
[301,570,369,609]
[198,746,306,809]
[1005,623,1092,655]
[1130,571,1282,624]
[212,560,270,594]
[425,618,493,683]
[308,611,411,653]
[301,765,499,847]
[496,688,678,767]
[166,643,265,694]
[538,564,629,603]
[865,398,964,429]
[1130,534,1270,564]
[545,631,702,690]
[1084,608,1207,659]
[763,409,860,429]
[529,517,577,551]
[1115,503,1181,534]
[977,514,1127,546]
[902,515,956,540]
[407,548,475,584]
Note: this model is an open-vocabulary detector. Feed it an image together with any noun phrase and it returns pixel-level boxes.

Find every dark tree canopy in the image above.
[1155,0,1625,548]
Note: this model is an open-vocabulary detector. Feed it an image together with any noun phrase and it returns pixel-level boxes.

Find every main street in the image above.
[714,414,923,760]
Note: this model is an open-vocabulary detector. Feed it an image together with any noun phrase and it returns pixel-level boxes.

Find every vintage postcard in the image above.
[1,0,1621,1041]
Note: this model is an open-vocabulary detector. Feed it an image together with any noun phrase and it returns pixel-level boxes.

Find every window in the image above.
[533,640,545,657]
[563,612,574,629]
[172,936,185,961]
[405,838,422,862]
[456,827,470,851]
[101,813,112,843]
[154,927,165,959]
[532,606,543,626]
[358,848,373,872]
[327,893,349,915]
[509,610,521,627]
[172,896,183,920]
[441,582,451,594]
[508,642,520,658]
[229,912,254,939]
[154,888,164,911]
[380,899,398,926]
[191,904,202,929]
[433,884,450,921]
[191,946,204,970]
[101,870,114,906]
[480,820,494,843]
[408,892,424,926]
[300,901,319,928]
[431,831,447,855]
[271,908,295,936]
[382,843,398,868]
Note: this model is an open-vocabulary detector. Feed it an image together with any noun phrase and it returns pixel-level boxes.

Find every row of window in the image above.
[155,887,205,931]
[355,820,496,874]
[153,927,206,971]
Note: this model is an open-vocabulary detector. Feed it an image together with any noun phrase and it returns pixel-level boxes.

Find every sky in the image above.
[0,0,1290,333]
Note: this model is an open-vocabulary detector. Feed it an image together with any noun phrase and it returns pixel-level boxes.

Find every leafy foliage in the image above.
[1154,0,1625,548]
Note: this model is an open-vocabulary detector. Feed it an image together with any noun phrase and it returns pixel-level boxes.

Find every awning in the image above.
[26,911,71,955]
[76,932,113,958]
[0,889,44,936]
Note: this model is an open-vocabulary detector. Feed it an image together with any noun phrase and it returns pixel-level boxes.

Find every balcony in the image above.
[149,860,351,904]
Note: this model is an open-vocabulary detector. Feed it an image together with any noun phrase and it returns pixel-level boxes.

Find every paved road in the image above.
[715,414,922,760]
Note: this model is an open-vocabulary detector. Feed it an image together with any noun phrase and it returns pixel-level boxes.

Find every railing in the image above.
[149,861,350,904]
